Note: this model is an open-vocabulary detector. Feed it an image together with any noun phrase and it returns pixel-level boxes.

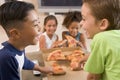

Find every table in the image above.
[42,47,88,80]
[22,48,88,80]
[22,51,44,80]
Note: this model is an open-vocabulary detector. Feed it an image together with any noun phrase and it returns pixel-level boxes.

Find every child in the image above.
[39,15,58,49]
[0,1,53,80]
[62,11,87,49]
[80,0,120,80]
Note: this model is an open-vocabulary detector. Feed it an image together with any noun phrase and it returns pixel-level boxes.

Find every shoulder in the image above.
[93,31,109,42]
[0,50,18,66]
[0,47,16,57]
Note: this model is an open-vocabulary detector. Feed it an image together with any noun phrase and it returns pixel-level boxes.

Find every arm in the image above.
[39,35,46,49]
[62,31,67,40]
[78,53,90,69]
[87,73,101,80]
[50,35,59,48]
[0,55,19,80]
[80,53,90,63]
[23,56,53,74]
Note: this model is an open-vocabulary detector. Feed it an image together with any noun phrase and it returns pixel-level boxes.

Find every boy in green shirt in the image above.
[79,0,120,80]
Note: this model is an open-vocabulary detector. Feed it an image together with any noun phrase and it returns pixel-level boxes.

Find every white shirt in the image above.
[42,32,57,49]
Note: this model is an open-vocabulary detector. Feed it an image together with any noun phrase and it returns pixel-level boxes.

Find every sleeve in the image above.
[84,35,107,74]
[0,54,19,80]
[23,56,35,70]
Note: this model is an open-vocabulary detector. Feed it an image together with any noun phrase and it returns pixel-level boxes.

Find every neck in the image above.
[47,33,53,39]
[8,39,26,51]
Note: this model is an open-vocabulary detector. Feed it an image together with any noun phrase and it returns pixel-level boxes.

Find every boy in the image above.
[0,1,53,80]
[80,0,120,80]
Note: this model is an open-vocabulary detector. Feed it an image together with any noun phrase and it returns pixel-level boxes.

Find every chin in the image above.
[86,35,91,39]
[87,36,93,39]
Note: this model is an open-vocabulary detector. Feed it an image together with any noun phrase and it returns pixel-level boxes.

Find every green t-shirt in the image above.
[84,30,120,80]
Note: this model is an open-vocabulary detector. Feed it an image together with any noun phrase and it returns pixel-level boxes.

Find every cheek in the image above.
[25,29,37,38]
[53,27,57,31]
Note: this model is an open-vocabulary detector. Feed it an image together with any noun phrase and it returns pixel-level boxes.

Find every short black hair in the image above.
[0,1,35,32]
[62,11,82,29]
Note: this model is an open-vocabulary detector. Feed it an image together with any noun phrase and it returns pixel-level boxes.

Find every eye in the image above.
[33,20,40,28]
[34,24,38,27]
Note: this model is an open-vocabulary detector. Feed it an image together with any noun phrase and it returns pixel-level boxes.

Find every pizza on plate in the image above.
[66,50,85,71]
[47,50,66,61]
[52,62,66,75]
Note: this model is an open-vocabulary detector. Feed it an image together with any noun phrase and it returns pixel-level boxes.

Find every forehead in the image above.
[25,10,39,22]
[69,21,80,28]
[46,19,56,25]
[81,3,92,17]
[69,21,80,27]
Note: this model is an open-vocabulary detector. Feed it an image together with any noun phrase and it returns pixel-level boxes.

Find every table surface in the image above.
[22,51,44,80]
[22,48,88,80]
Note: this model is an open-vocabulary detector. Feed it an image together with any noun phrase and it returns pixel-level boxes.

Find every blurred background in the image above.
[0,0,91,53]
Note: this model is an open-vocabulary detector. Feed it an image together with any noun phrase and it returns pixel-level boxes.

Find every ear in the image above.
[99,19,109,31]
[9,29,21,39]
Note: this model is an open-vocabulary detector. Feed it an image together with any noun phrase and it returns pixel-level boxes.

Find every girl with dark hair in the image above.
[62,11,87,49]
[39,15,58,49]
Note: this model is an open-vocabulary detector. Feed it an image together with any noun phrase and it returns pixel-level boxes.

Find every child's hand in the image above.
[76,41,84,48]
[40,66,53,74]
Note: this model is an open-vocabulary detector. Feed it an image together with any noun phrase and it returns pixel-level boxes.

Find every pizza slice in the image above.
[47,50,66,61]
[66,50,84,61]
[70,60,81,71]
[51,40,67,48]
[65,35,77,47]
[66,50,85,71]
[52,62,66,75]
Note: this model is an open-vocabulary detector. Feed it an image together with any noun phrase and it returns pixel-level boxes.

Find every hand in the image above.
[39,66,53,74]
[76,41,84,48]
[78,60,85,69]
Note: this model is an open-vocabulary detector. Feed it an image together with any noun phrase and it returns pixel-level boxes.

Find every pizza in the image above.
[66,50,84,61]
[65,35,77,47]
[70,60,80,71]
[51,40,67,48]
[52,62,66,75]
[47,50,66,61]
[66,50,85,71]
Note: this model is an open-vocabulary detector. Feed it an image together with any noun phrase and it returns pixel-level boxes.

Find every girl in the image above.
[39,15,58,49]
[62,11,87,49]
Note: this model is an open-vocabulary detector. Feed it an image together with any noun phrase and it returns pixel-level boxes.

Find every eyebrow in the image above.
[32,19,37,23]
[32,18,39,23]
